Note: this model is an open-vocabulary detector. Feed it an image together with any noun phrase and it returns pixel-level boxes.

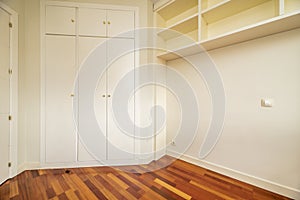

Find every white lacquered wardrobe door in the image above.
[45,35,77,163]
[78,8,107,37]
[107,10,134,38]
[107,38,135,160]
[78,37,107,162]
[46,6,76,35]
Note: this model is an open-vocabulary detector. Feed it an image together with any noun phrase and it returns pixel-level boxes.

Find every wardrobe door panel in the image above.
[78,8,107,37]
[45,35,77,163]
[46,6,76,35]
[78,37,107,162]
[107,10,134,38]
[107,38,135,160]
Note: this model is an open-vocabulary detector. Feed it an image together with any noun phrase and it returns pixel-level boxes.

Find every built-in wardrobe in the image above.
[41,1,139,167]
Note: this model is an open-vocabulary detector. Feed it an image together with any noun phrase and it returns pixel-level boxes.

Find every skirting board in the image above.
[16,157,154,173]
[167,150,300,200]
[17,162,41,174]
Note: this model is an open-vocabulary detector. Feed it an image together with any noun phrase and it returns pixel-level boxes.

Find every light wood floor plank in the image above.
[154,178,192,200]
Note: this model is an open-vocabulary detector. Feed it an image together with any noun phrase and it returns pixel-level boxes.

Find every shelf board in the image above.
[202,0,270,24]
[157,11,300,60]
[153,0,175,11]
[157,13,198,40]
[157,42,204,60]
[157,0,198,21]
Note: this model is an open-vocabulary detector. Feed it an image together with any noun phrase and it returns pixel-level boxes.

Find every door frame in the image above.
[0,2,18,179]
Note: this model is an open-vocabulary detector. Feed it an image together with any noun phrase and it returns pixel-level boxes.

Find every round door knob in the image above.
[103,21,106,24]
[102,94,106,98]
[107,94,111,98]
[71,19,75,23]
[107,21,111,25]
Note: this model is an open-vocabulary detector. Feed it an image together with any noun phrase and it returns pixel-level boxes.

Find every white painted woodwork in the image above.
[77,37,135,161]
[78,8,106,37]
[153,0,174,11]
[201,0,226,10]
[204,1,277,39]
[0,7,10,184]
[46,6,76,35]
[78,37,106,162]
[157,13,198,40]
[43,3,136,165]
[157,11,300,60]
[107,10,135,38]
[201,0,270,23]
[78,8,134,38]
[154,0,300,60]
[165,5,198,27]
[45,35,77,163]
[106,38,135,160]
[156,0,198,20]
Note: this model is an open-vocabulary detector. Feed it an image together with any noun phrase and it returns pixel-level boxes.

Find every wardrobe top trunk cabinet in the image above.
[153,0,300,60]
[45,4,135,38]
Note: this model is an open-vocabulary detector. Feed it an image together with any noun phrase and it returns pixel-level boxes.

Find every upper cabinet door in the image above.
[46,6,76,35]
[78,8,107,37]
[107,10,135,38]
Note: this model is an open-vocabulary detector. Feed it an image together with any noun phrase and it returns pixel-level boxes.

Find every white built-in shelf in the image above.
[202,0,270,23]
[158,11,300,60]
[157,42,202,60]
[157,13,198,40]
[156,0,198,20]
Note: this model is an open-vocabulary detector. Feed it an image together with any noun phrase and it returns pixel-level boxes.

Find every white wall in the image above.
[166,28,300,198]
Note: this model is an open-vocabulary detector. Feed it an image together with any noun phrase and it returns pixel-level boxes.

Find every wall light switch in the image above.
[261,99,274,107]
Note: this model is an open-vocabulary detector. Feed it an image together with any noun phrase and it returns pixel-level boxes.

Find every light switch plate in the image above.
[261,99,274,107]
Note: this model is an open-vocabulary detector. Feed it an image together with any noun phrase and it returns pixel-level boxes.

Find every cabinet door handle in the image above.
[107,21,111,25]
[71,19,75,23]
[70,94,75,97]
[102,94,106,98]
[107,94,111,98]
[103,21,106,24]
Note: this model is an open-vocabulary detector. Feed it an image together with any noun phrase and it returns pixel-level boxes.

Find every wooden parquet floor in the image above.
[0,156,292,200]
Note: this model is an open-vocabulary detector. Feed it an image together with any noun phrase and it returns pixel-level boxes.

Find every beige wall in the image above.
[167,28,300,197]
[0,0,153,166]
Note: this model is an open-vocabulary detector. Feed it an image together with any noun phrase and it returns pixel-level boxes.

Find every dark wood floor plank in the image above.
[102,173,137,200]
[84,179,108,200]
[95,174,126,200]
[84,173,117,200]
[0,156,293,200]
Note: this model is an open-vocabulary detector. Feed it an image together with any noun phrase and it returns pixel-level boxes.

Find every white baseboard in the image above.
[17,162,40,174]
[167,150,300,200]
[17,158,154,172]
